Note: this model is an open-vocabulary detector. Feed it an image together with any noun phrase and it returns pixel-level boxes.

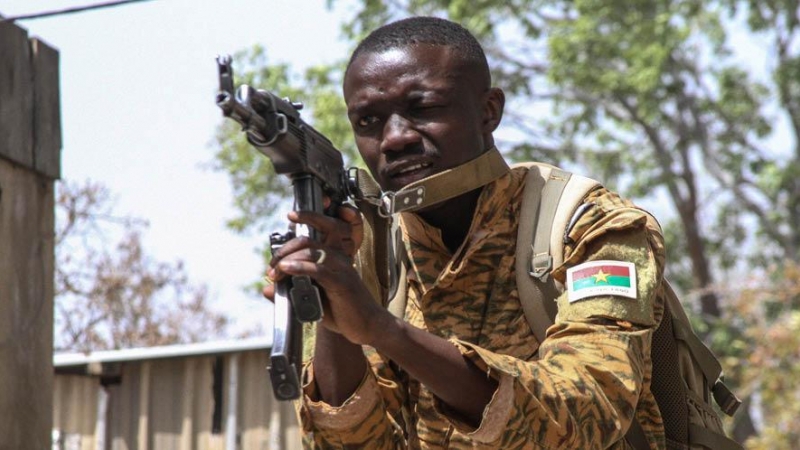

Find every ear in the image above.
[481,87,505,133]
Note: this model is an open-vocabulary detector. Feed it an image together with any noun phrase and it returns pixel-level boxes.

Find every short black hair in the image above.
[347,16,491,86]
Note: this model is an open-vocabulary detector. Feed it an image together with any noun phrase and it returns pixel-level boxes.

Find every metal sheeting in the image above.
[53,349,300,450]
[53,375,99,450]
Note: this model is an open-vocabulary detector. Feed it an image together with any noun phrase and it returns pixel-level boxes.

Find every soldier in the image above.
[264,16,666,449]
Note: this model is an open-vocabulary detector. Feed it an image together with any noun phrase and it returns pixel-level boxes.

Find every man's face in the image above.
[343,45,493,192]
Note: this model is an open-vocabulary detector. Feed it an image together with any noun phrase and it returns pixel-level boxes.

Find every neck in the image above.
[418,187,482,254]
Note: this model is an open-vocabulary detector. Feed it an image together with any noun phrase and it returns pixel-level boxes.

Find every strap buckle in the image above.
[530,250,553,281]
[379,191,395,218]
[378,186,427,217]
[712,378,742,416]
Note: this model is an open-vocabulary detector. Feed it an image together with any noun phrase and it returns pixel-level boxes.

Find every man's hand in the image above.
[262,204,391,346]
[263,205,498,421]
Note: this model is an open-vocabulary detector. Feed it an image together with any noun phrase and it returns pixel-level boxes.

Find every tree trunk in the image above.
[681,210,721,318]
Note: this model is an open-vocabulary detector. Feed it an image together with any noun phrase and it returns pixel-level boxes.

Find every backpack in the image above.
[351,161,743,450]
[511,163,742,450]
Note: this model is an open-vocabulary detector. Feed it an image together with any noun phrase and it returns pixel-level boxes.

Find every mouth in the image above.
[386,160,434,187]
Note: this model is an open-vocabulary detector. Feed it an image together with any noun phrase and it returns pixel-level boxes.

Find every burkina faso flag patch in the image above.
[566,260,637,303]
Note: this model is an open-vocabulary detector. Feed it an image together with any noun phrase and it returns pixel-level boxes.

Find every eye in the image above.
[356,115,380,128]
[410,102,444,117]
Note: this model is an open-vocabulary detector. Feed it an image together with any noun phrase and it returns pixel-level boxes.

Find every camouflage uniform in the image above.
[298,166,667,449]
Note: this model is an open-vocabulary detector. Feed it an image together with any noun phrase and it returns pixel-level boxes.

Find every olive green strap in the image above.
[671,311,742,416]
[671,315,722,388]
[529,169,572,282]
[515,166,565,343]
[688,425,744,450]
[516,165,599,340]
[351,168,395,305]
[386,147,509,214]
[386,250,408,318]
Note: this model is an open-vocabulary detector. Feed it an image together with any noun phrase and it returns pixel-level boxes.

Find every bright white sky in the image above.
[3,0,354,336]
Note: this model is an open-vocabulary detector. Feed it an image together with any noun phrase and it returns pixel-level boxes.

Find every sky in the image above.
[2,0,355,336]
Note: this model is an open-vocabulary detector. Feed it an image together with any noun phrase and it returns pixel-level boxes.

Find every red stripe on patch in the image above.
[571,264,631,280]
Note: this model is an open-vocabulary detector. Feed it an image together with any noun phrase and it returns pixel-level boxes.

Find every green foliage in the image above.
[660,217,695,290]
[710,262,800,447]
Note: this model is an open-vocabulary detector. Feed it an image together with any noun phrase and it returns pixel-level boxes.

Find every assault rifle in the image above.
[215,55,352,401]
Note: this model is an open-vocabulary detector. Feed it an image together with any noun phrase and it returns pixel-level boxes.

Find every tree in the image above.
[711,261,800,449]
[211,1,800,445]
[55,180,229,352]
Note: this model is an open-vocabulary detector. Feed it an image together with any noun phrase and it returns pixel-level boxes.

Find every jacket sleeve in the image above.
[436,190,667,449]
[296,346,408,449]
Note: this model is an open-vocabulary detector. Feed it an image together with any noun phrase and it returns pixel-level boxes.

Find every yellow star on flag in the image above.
[593,269,610,283]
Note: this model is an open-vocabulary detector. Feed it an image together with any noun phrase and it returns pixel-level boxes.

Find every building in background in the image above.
[53,337,301,450]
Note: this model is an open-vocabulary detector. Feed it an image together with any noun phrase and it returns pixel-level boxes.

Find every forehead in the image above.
[343,45,468,100]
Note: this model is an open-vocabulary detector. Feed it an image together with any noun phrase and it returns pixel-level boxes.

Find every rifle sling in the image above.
[351,170,394,305]
[352,147,509,305]
[386,147,509,214]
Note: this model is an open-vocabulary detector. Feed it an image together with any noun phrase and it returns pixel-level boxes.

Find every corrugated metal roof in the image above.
[54,336,272,367]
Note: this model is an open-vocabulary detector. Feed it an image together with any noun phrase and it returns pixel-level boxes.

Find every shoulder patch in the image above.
[566,260,637,303]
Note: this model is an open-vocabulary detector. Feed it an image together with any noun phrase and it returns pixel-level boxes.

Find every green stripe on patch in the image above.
[572,275,631,291]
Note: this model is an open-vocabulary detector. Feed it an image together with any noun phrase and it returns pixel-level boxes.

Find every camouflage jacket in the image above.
[298,166,667,449]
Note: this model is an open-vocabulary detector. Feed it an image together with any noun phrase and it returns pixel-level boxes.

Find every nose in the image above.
[380,114,419,154]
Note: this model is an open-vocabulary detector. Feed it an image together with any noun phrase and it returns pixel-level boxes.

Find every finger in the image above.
[274,246,339,276]
[277,247,326,267]
[338,204,363,228]
[262,282,276,302]
[337,205,364,251]
[276,259,321,279]
[288,210,341,234]
[289,210,359,255]
[264,266,287,284]
[268,235,316,268]
[269,247,328,285]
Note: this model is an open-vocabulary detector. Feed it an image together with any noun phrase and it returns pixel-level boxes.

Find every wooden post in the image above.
[0,17,61,450]
[137,362,151,450]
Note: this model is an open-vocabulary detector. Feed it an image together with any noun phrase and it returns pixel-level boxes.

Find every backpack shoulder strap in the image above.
[513,165,655,449]
[386,220,409,319]
[513,162,600,343]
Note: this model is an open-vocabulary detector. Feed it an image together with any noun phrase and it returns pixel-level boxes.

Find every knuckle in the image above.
[295,235,315,247]
[268,253,281,266]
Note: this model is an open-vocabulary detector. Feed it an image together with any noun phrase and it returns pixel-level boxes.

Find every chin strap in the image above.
[380,146,509,215]
[349,146,510,305]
